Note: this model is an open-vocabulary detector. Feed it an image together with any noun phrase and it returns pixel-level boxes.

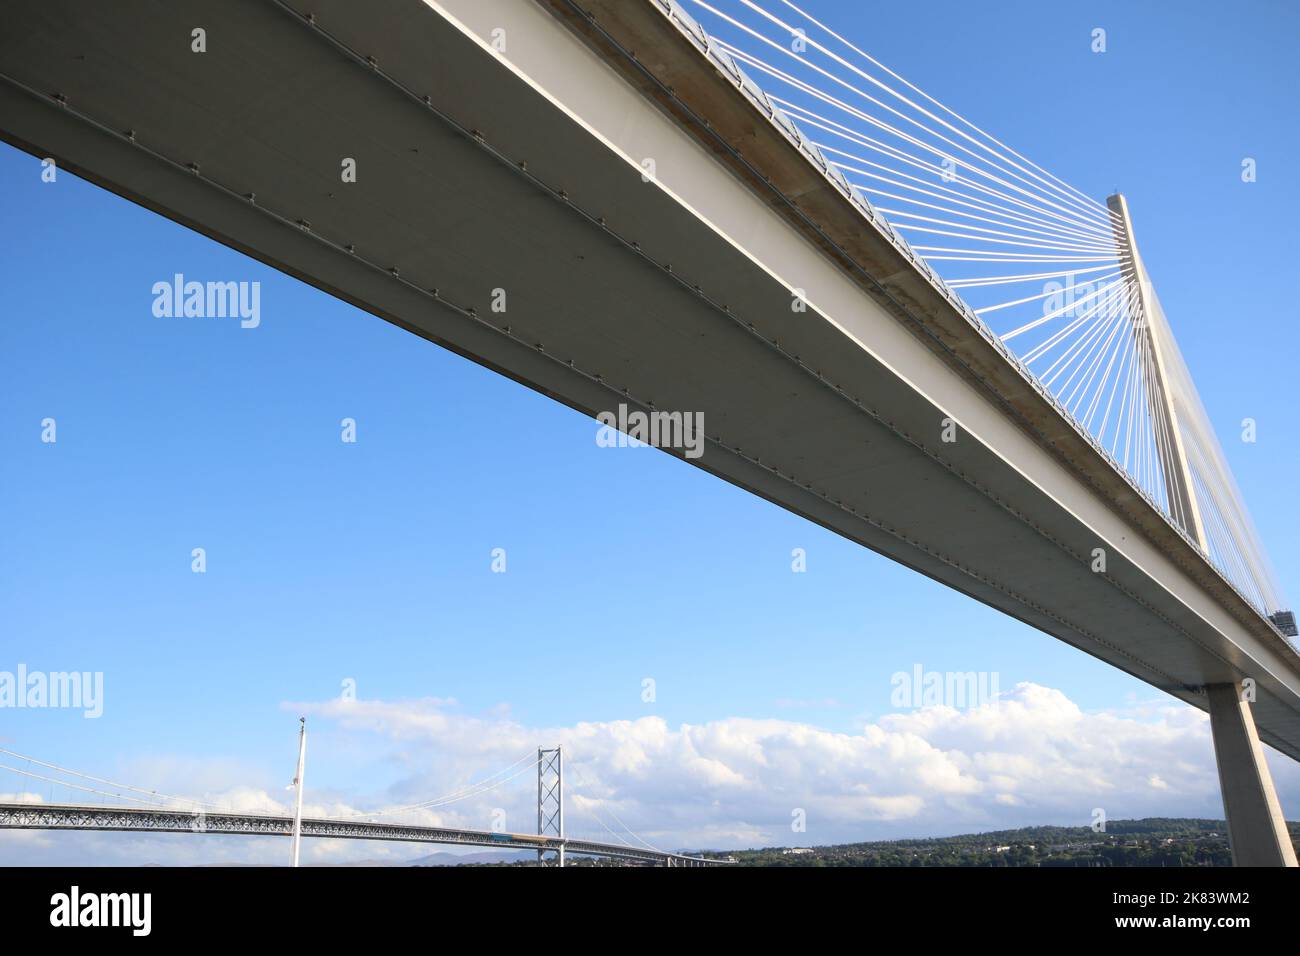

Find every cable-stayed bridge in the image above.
[0,0,1294,865]
[0,743,727,866]
[685,0,1286,621]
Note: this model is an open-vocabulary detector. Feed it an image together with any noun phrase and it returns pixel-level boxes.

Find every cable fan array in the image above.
[684,0,1287,619]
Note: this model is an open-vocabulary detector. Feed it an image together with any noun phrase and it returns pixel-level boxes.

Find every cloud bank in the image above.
[6,683,1297,865]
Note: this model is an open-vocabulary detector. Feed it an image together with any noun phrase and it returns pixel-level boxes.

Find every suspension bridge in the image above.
[0,739,728,866]
[0,0,1295,865]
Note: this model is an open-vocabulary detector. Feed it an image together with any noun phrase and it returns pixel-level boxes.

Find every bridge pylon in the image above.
[1206,683,1297,866]
[1106,193,1208,552]
[537,746,564,867]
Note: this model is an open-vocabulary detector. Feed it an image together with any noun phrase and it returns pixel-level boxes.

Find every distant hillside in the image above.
[720,818,1300,867]
[288,818,1299,867]
[408,849,533,867]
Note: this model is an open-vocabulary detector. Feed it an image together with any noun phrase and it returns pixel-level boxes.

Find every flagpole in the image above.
[290,717,306,867]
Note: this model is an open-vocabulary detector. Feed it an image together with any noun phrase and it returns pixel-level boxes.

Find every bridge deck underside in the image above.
[1,0,1298,757]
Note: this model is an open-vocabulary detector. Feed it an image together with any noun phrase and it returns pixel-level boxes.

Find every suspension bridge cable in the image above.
[0,762,185,810]
[0,747,230,812]
[338,751,538,819]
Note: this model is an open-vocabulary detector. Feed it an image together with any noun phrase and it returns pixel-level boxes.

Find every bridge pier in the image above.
[1205,683,1297,866]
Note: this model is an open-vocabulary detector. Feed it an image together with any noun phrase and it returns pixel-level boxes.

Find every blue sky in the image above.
[2,0,1298,862]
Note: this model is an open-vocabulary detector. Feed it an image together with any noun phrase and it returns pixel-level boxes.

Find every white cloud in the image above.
[5,682,1299,865]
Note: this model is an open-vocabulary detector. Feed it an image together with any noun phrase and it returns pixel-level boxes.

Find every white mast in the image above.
[290,717,306,868]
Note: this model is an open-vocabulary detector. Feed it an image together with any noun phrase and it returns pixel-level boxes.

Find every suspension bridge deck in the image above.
[0,803,727,866]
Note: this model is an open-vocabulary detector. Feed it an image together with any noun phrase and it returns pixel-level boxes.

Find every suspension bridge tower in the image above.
[537,746,564,867]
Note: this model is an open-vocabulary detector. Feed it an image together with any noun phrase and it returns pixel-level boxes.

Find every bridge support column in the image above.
[1205,683,1296,866]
